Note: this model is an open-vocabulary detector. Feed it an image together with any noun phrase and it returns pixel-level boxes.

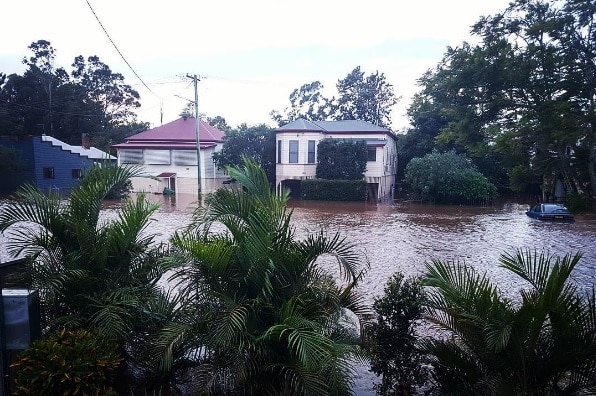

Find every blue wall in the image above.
[0,136,103,193]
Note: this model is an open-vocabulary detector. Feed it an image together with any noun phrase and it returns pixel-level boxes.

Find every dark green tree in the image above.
[271,67,398,129]
[405,150,497,203]
[316,138,368,180]
[0,40,144,150]
[368,272,428,396]
[334,66,398,129]
[409,0,596,198]
[212,123,276,184]
[270,81,332,126]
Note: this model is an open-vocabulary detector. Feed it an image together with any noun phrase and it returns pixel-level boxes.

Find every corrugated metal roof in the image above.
[277,118,390,133]
[123,117,225,142]
[111,142,216,150]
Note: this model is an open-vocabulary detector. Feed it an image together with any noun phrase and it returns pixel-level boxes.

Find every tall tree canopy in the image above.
[402,0,596,198]
[212,123,276,184]
[0,40,148,151]
[271,66,398,129]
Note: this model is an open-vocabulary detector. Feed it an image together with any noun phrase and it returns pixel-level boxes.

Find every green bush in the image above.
[11,329,122,395]
[405,150,497,204]
[302,179,367,201]
[368,272,428,395]
[316,138,368,180]
[564,192,595,214]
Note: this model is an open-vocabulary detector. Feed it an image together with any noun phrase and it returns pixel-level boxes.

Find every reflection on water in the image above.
[2,193,595,395]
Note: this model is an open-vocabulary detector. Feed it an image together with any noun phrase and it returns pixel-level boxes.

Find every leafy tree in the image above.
[0,40,144,149]
[205,114,232,133]
[405,150,497,203]
[409,0,596,198]
[421,249,596,395]
[0,146,25,172]
[368,272,428,396]
[316,138,368,180]
[270,81,332,126]
[0,164,169,385]
[334,66,398,129]
[153,159,372,395]
[271,66,398,129]
[212,123,276,184]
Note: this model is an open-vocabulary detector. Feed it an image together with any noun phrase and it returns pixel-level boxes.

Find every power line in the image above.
[84,0,162,101]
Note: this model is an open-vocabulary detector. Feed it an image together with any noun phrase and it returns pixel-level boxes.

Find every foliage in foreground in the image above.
[11,328,122,396]
[421,249,596,395]
[153,158,372,395]
[405,150,497,204]
[0,164,169,387]
[368,272,428,396]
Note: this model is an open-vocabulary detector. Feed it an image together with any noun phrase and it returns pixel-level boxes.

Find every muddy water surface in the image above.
[2,194,595,395]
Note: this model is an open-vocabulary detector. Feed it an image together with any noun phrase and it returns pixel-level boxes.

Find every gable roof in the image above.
[41,135,116,160]
[112,117,226,150]
[277,118,391,134]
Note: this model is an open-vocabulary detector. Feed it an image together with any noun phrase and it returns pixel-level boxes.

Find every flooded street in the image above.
[2,194,595,394]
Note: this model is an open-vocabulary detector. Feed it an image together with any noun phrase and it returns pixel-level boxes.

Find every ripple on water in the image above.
[1,196,595,395]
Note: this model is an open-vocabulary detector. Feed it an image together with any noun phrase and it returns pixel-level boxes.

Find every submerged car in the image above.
[526,203,575,222]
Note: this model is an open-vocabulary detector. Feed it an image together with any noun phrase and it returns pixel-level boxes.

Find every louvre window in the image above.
[172,150,198,165]
[119,149,143,164]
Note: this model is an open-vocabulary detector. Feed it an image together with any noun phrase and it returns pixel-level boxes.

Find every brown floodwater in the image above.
[2,194,595,395]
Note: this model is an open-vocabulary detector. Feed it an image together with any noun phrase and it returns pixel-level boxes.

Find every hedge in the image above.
[301,179,367,201]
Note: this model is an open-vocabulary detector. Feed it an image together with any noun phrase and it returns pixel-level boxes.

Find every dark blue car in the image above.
[526,203,575,222]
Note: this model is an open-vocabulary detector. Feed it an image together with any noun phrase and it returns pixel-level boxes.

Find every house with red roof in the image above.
[275,118,398,201]
[112,117,226,195]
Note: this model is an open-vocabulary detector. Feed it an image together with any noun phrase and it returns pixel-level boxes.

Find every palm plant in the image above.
[421,249,596,395]
[154,158,371,395]
[0,164,168,347]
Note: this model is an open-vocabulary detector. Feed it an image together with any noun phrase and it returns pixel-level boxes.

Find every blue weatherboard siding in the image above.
[0,136,111,194]
[32,137,92,192]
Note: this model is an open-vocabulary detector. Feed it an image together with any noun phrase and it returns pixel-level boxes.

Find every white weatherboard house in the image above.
[112,117,227,195]
[275,118,398,201]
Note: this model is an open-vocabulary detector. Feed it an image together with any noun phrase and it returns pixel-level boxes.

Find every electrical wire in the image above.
[84,0,162,101]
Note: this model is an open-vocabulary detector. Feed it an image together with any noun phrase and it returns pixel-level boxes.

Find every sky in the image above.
[1,0,513,133]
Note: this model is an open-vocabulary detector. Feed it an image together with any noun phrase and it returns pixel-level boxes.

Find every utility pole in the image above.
[186,74,201,196]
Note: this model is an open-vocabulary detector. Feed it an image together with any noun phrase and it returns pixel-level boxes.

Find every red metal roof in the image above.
[111,117,225,150]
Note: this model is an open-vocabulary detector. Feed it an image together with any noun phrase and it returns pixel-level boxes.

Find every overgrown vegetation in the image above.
[0,164,169,388]
[316,138,368,181]
[301,179,367,201]
[405,151,497,204]
[368,273,428,395]
[151,158,372,395]
[11,328,122,395]
[421,250,596,395]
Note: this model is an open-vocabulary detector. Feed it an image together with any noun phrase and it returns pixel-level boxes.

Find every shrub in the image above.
[405,150,497,204]
[368,272,428,395]
[316,138,368,180]
[301,179,367,201]
[11,328,123,395]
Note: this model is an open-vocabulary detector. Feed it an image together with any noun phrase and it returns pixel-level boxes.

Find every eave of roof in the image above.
[120,117,225,143]
[276,118,397,141]
[112,142,217,150]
